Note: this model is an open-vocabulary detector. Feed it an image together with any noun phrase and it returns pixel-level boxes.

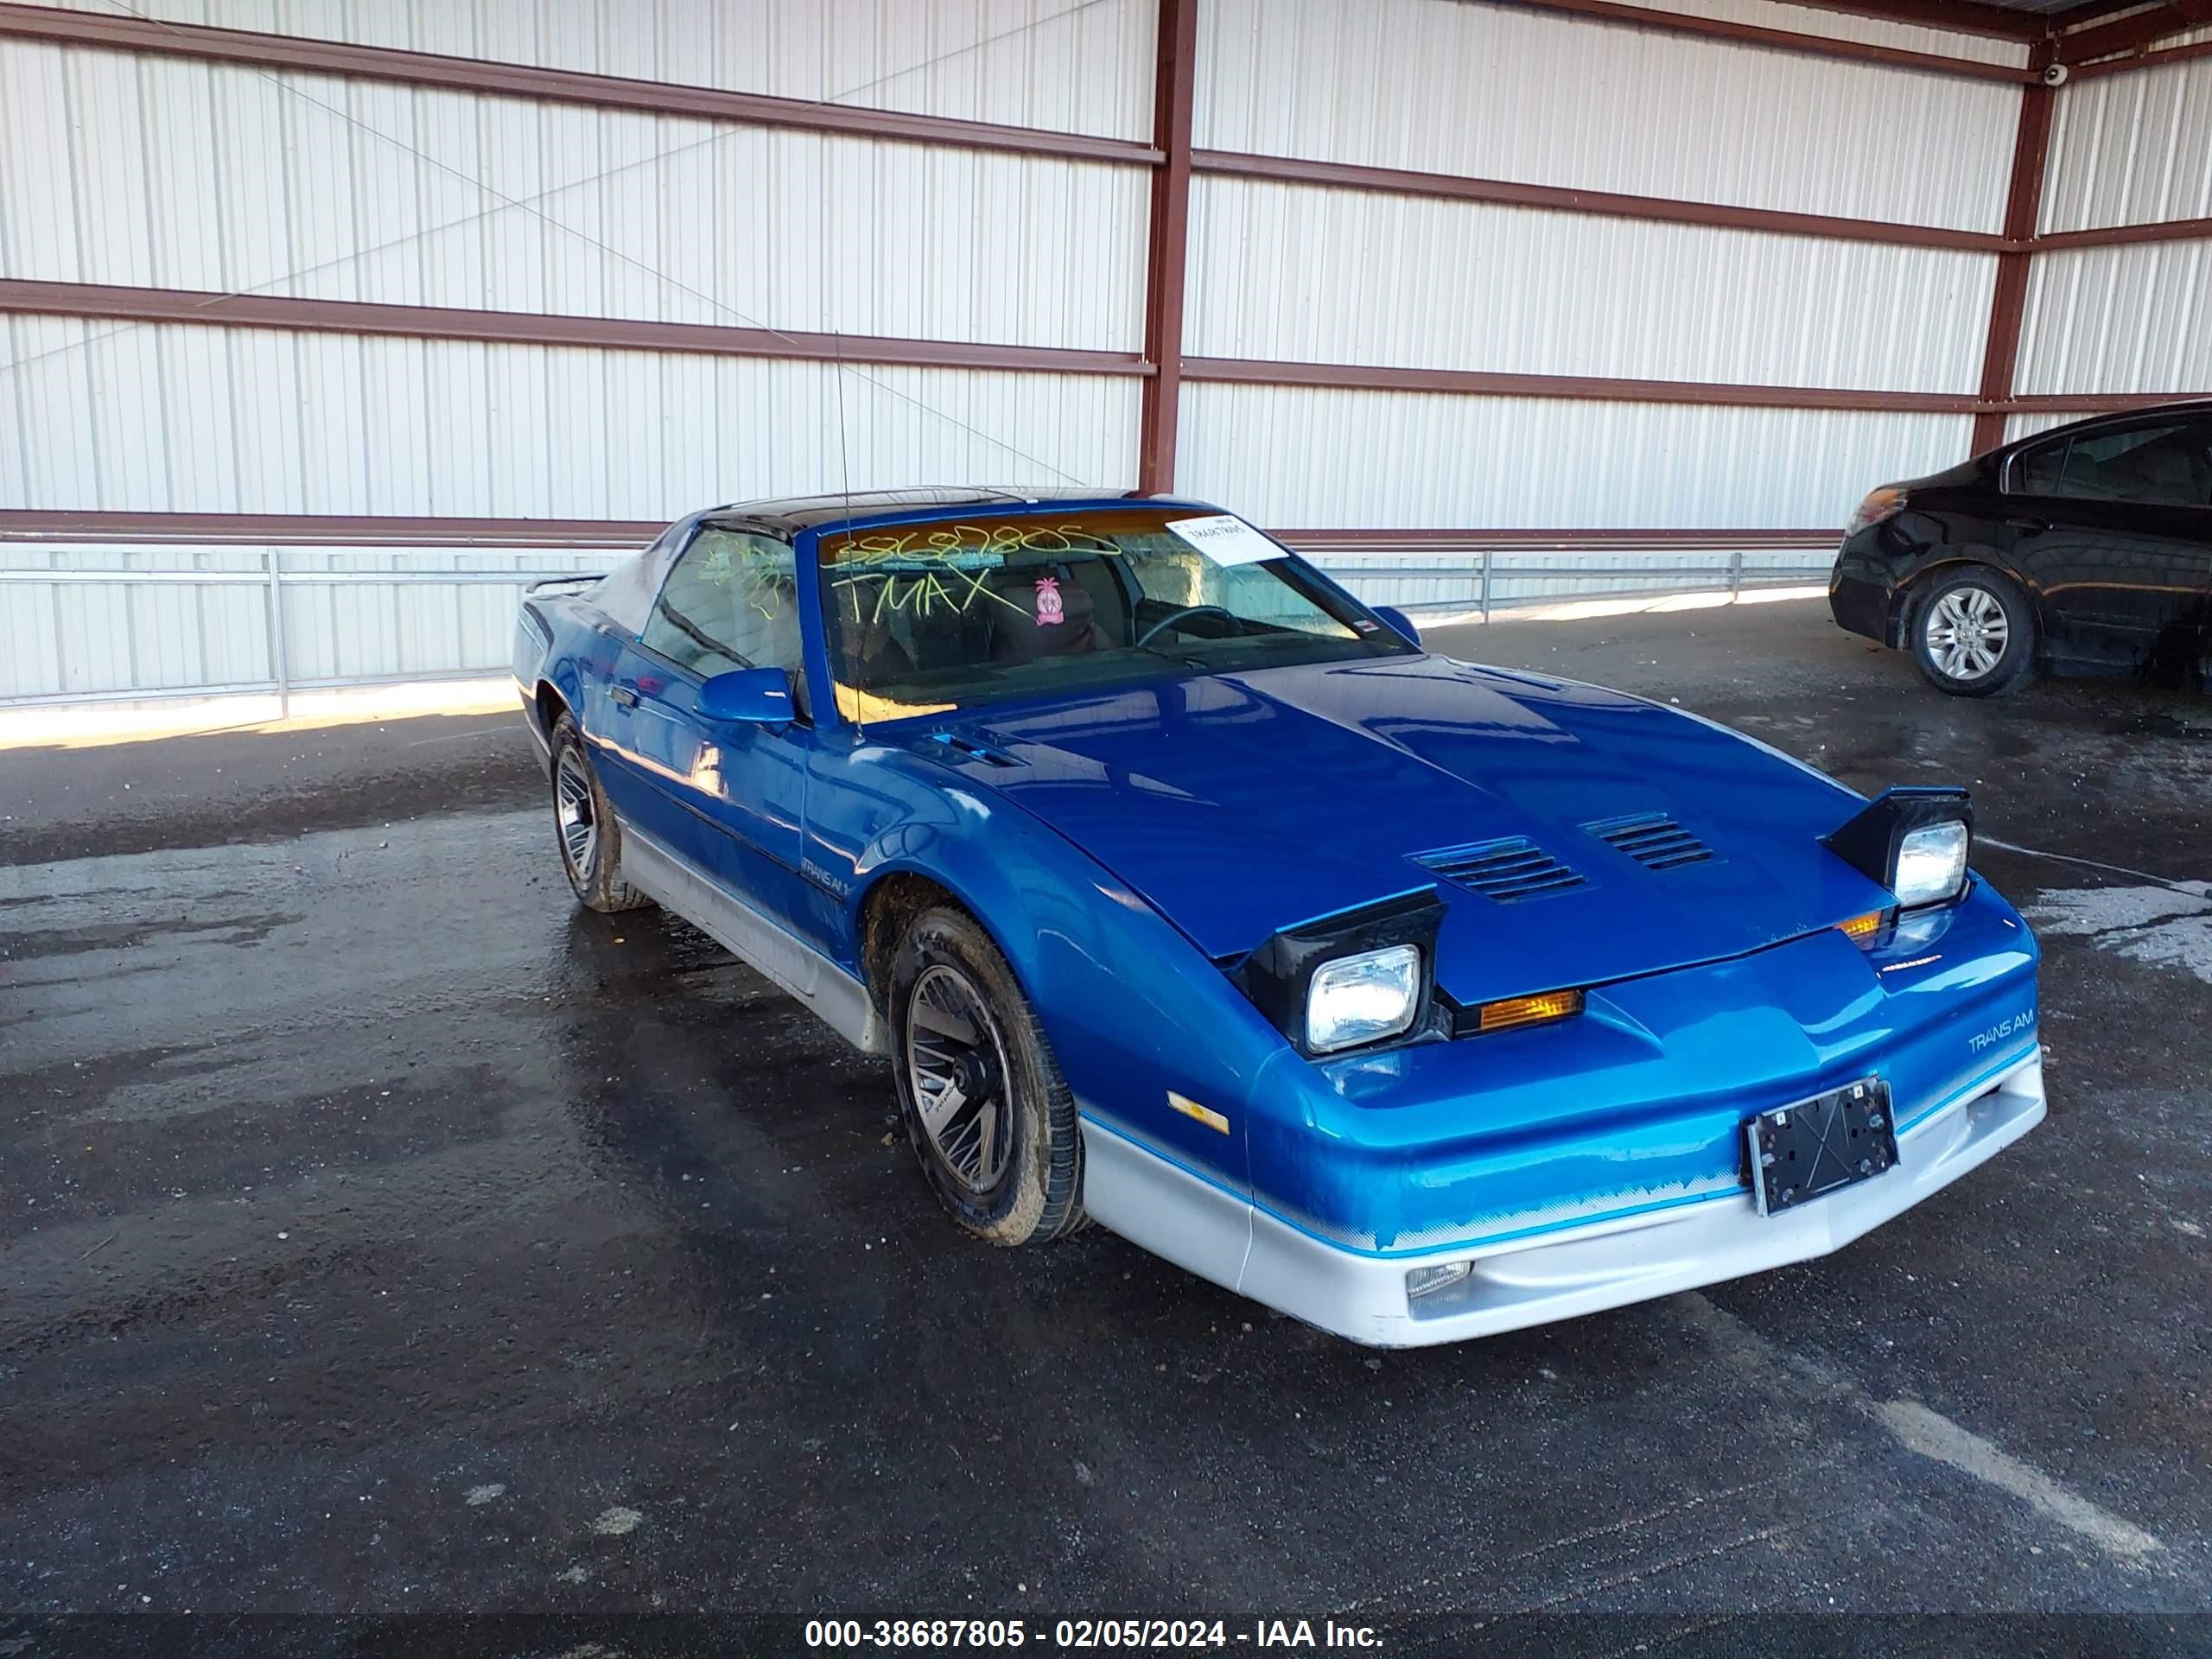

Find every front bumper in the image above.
[1083,1047,2044,1348]
[1827,552,1896,645]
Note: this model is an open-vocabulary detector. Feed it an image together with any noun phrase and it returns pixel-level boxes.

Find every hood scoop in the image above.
[1414,836,1587,902]
[1588,813,1714,871]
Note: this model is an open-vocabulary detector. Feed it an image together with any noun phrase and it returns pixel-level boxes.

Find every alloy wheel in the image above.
[1925,587,2011,682]
[906,963,1014,1193]
[555,746,599,882]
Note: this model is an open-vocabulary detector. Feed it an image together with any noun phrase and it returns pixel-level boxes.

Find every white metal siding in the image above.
[0,41,1150,351]
[1195,0,2021,232]
[1176,383,1968,529]
[19,0,1159,140]
[0,542,617,698]
[2039,53,2212,232]
[1185,176,1999,391]
[2014,243,2212,397]
[3,318,1141,516]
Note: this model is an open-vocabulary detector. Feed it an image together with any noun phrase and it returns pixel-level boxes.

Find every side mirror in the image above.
[1372,604,1421,645]
[696,665,795,725]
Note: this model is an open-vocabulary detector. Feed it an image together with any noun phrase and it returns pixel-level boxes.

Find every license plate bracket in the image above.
[1746,1077,1897,1216]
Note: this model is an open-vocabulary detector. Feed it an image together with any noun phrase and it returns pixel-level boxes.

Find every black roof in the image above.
[701,487,1205,537]
[2005,399,2212,450]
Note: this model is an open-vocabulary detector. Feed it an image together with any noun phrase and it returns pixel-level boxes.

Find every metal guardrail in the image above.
[0,544,1835,712]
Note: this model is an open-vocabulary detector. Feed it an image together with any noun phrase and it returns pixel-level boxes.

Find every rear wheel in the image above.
[890,906,1084,1246]
[550,715,651,912]
[1911,568,2036,697]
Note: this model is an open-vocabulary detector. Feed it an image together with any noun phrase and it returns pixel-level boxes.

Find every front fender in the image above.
[834,750,1288,1191]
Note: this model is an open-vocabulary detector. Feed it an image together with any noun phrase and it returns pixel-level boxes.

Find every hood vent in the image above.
[1416,837,1586,902]
[1589,813,1713,870]
[930,730,1022,768]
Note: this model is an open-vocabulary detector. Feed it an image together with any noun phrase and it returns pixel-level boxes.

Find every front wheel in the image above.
[1911,569,2037,697]
[890,906,1084,1246]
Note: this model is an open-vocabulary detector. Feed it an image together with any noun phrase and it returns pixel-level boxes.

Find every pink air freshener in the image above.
[1034,575,1065,626]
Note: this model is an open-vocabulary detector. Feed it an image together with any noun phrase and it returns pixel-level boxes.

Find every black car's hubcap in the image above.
[906,964,1013,1193]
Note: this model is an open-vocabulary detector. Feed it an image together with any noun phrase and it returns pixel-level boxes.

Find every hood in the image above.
[912,655,1897,1006]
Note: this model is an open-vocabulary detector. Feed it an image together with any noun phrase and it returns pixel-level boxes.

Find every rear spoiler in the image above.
[525,574,606,600]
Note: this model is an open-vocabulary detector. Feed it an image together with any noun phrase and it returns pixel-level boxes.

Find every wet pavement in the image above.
[3,600,2209,1656]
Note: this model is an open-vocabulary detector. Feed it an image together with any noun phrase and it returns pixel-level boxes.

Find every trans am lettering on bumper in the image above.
[1968,1008,2037,1053]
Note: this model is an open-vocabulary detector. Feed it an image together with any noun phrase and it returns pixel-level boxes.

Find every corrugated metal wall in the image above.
[3,0,2192,705]
[0,1,1155,700]
[2017,51,2212,404]
[1181,388,1972,529]
[1193,0,2019,226]
[16,0,1159,138]
[0,41,1149,346]
[1184,180,1997,389]
[3,319,1139,514]
[1176,0,2016,531]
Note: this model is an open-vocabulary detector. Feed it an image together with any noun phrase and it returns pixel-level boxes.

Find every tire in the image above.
[1910,568,2037,697]
[550,714,652,913]
[889,905,1084,1246]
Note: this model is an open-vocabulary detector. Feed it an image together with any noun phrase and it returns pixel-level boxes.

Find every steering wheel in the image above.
[1136,604,1239,649]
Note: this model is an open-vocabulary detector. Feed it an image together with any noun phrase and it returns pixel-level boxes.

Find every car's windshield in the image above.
[817,507,1412,723]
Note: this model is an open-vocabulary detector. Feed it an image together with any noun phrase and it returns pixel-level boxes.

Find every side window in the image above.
[2052,423,2212,509]
[640,529,802,677]
[2011,439,2068,497]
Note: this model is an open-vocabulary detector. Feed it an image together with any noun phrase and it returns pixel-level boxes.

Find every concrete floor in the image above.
[3,599,2209,1655]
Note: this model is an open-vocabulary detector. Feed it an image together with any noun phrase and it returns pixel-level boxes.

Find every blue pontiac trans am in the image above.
[513,488,2046,1347]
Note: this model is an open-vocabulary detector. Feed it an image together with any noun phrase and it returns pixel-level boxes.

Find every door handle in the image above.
[610,684,639,709]
[2005,515,2048,536]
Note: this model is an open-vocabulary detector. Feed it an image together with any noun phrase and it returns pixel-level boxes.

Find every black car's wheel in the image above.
[550,714,652,913]
[1910,568,2036,697]
[889,905,1084,1246]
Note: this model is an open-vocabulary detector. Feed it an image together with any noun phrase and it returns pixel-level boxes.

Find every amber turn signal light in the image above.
[1838,909,1893,944]
[1475,988,1586,1033]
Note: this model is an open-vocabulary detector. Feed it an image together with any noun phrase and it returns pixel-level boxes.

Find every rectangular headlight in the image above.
[1306,944,1421,1053]
[1824,787,1974,914]
[1894,819,1968,907]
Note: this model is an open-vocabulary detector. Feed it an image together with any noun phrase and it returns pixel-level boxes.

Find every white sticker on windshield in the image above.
[1164,513,1284,567]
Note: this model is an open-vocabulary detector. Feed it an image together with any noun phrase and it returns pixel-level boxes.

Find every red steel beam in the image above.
[1183,357,1986,414]
[1487,0,2037,79]
[1135,0,1198,495]
[1971,45,2057,454]
[2001,391,2212,413]
[1193,150,2013,252]
[0,512,1848,549]
[12,278,2195,425]
[2043,0,2166,29]
[0,2,1160,168]
[2070,33,2212,75]
[2055,0,2212,62]
[1726,0,2050,41]
[0,280,1155,378]
[0,510,667,547]
[2032,215,2212,251]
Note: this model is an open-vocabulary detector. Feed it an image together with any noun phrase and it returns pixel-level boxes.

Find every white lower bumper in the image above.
[1080,1050,2047,1348]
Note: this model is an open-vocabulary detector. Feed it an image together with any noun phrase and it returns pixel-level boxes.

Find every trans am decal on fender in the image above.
[514,490,2048,1347]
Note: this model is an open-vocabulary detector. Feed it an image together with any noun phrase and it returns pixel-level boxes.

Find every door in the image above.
[601,525,814,919]
[2004,418,2212,678]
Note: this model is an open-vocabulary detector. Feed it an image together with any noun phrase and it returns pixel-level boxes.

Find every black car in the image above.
[1829,402,2212,696]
